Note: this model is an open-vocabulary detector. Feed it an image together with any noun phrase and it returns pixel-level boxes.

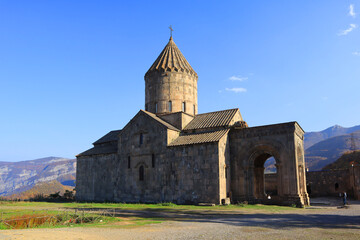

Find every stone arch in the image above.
[247,142,284,200]
[248,143,282,166]
[134,162,149,168]
[229,122,309,206]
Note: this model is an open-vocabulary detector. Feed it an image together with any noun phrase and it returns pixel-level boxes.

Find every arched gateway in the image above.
[229,122,309,206]
[76,35,309,207]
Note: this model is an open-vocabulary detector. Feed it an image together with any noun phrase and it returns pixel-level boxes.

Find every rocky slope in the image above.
[322,150,360,170]
[0,157,76,196]
[305,131,360,171]
[5,180,74,200]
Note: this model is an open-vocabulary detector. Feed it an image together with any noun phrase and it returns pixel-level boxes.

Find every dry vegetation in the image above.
[4,180,74,201]
[323,150,360,170]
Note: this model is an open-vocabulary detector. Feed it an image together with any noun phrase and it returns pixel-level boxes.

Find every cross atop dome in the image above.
[169,25,173,38]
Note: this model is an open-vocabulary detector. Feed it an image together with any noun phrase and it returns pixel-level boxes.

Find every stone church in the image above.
[76,36,309,206]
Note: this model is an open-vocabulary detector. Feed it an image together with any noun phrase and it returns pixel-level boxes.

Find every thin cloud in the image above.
[353,51,360,56]
[229,76,248,81]
[338,23,357,35]
[349,4,356,18]
[225,88,247,93]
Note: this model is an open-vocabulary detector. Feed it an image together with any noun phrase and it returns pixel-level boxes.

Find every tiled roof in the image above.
[183,108,239,131]
[93,130,121,145]
[145,37,197,77]
[142,110,180,132]
[168,129,229,147]
[77,145,118,157]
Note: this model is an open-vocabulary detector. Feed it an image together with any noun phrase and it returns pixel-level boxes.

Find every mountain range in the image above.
[305,129,360,171]
[0,157,76,197]
[304,125,360,149]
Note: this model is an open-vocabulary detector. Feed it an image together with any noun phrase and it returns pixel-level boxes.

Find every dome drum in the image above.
[145,37,198,116]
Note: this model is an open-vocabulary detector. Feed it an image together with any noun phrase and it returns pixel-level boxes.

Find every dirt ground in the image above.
[1,198,359,240]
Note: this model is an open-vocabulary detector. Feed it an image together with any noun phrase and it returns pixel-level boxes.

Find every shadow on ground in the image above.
[67,206,360,230]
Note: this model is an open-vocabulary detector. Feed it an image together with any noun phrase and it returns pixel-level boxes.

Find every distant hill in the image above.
[323,150,360,170]
[304,125,360,149]
[305,131,360,171]
[5,180,74,200]
[0,157,76,196]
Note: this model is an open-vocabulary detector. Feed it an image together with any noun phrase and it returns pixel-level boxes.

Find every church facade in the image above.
[76,37,309,206]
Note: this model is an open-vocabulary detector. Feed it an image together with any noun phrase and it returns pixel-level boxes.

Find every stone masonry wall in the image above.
[145,71,198,115]
[306,170,352,197]
[76,153,117,201]
[114,112,221,204]
[218,134,230,202]
[158,112,194,130]
[230,122,309,206]
[264,173,278,195]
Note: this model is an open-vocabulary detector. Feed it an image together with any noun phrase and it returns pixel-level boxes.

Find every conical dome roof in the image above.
[145,37,197,77]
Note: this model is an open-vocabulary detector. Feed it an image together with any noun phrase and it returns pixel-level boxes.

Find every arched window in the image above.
[155,103,158,113]
[128,156,131,169]
[139,133,143,145]
[168,101,172,112]
[182,102,186,112]
[139,166,144,181]
[152,154,155,168]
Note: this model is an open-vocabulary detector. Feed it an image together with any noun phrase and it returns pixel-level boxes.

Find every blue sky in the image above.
[0,1,359,161]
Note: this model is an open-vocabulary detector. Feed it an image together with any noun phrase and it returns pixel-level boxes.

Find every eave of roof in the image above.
[77,145,118,157]
[93,130,122,145]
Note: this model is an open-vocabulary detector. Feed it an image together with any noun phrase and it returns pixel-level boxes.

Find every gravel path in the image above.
[1,201,359,240]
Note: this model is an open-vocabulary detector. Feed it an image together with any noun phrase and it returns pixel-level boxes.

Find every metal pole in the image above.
[353,164,356,199]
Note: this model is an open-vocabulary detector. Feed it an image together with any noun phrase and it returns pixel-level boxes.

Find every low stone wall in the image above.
[306,170,352,197]
[264,173,277,196]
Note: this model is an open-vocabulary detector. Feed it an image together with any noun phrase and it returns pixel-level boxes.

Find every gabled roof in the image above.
[145,37,197,77]
[141,110,180,131]
[93,130,122,145]
[183,108,240,131]
[168,129,229,147]
[77,144,118,157]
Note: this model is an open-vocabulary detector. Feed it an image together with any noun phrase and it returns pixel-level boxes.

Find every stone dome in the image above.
[145,37,197,77]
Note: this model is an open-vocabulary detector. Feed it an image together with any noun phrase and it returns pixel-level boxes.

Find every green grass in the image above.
[0,200,299,212]
[0,200,302,230]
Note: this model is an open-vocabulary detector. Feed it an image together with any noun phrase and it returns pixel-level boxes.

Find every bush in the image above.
[158,202,177,207]
[63,190,75,200]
